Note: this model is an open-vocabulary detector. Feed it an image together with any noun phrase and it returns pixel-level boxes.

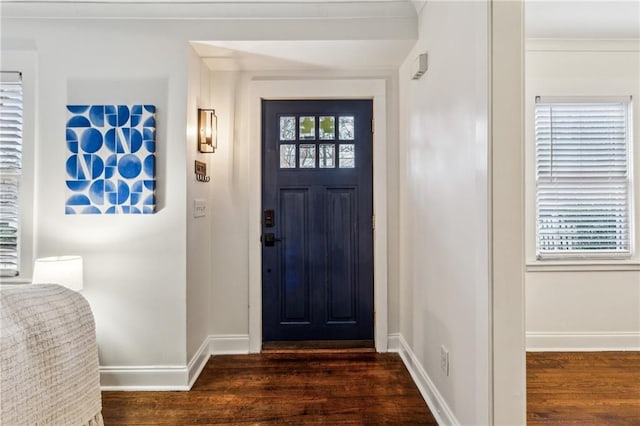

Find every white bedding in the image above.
[0,284,103,425]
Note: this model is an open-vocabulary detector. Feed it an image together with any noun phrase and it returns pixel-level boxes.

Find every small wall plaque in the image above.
[195,160,210,182]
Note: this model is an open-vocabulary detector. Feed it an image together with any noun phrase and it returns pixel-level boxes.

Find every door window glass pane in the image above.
[319,116,335,140]
[319,144,335,168]
[299,144,316,168]
[280,116,296,141]
[339,116,355,140]
[299,116,316,140]
[339,144,355,168]
[280,144,296,168]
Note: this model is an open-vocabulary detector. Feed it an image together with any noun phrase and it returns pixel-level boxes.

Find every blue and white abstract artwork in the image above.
[65,105,156,214]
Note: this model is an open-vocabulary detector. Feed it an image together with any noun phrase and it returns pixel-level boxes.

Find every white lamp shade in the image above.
[32,256,84,291]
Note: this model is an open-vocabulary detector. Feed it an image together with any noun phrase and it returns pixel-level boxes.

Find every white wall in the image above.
[398,1,491,423]
[186,47,212,362]
[205,70,400,340]
[1,3,416,387]
[207,70,250,337]
[1,21,190,371]
[525,40,640,351]
[490,1,526,423]
[1,4,529,421]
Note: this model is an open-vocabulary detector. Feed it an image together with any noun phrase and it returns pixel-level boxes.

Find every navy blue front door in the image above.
[262,100,374,342]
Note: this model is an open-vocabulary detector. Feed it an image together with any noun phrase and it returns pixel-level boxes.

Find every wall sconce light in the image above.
[198,108,217,153]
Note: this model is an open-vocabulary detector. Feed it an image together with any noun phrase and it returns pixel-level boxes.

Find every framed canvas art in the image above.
[65,104,156,214]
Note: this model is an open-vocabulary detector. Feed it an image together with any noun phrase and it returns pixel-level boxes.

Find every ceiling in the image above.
[191,40,416,71]
[8,0,633,70]
[191,0,638,71]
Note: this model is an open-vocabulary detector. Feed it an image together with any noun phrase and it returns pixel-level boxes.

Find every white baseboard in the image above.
[100,334,250,391]
[526,331,640,351]
[387,333,401,352]
[209,334,250,355]
[100,365,189,391]
[101,334,440,392]
[396,334,459,426]
[188,336,212,389]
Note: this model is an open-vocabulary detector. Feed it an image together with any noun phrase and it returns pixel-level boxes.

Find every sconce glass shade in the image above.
[32,256,84,291]
[198,108,217,153]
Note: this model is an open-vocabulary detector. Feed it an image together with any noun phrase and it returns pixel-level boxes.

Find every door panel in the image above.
[279,188,309,323]
[262,99,373,342]
[326,188,357,323]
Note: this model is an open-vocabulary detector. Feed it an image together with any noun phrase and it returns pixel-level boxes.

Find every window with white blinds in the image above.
[0,72,23,276]
[535,98,632,258]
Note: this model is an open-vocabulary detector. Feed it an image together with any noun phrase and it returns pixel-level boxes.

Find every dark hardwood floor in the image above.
[527,351,640,425]
[102,352,438,425]
[103,351,640,425]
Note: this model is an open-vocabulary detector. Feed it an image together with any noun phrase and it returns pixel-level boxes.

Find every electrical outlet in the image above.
[440,345,450,376]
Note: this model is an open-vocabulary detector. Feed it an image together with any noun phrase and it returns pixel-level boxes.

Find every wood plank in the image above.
[527,351,640,425]
[102,352,437,425]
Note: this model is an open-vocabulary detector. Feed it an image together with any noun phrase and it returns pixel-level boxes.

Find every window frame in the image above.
[0,52,36,283]
[0,72,23,277]
[533,96,635,261]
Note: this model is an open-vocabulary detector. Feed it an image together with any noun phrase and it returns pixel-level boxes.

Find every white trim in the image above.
[396,334,459,426]
[187,336,211,389]
[1,1,417,20]
[526,39,640,53]
[248,79,389,354]
[490,1,527,423]
[209,334,250,355]
[100,334,251,391]
[387,332,400,352]
[3,0,415,2]
[100,366,189,391]
[526,261,640,272]
[526,332,640,351]
[188,335,248,388]
[410,0,426,16]
[536,95,632,104]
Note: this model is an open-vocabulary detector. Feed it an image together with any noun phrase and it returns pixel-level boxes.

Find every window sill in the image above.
[526,260,640,272]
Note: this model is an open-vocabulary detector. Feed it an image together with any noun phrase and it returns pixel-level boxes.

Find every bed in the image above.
[0,284,103,425]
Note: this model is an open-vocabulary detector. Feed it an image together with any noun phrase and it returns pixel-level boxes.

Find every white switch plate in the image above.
[194,199,207,218]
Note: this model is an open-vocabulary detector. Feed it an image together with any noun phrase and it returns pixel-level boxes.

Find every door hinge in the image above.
[372,215,376,230]
[371,119,375,134]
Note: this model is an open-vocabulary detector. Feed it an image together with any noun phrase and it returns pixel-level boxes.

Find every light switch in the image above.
[194,199,207,218]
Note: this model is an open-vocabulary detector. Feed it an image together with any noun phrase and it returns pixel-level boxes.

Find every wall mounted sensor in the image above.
[412,53,428,80]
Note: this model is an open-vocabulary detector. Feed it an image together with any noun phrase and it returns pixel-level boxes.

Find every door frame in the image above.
[248,79,388,353]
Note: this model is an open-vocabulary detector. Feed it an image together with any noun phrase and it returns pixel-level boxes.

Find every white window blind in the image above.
[535,98,632,258]
[0,72,23,276]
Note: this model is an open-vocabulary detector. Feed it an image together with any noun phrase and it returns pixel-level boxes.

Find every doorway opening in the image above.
[247,79,389,354]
